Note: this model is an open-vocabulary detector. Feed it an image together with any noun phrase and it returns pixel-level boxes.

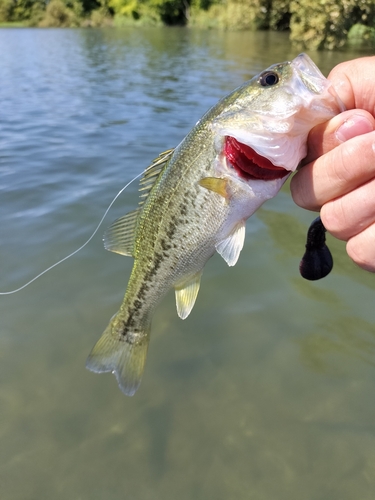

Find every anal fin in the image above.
[175,271,203,320]
[216,220,246,267]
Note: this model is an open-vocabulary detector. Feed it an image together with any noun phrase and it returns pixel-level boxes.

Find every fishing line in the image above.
[0,170,145,295]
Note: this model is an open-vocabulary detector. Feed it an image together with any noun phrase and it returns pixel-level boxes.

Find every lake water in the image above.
[1,27,375,499]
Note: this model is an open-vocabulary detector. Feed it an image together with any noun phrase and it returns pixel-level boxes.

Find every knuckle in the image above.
[332,142,356,184]
[290,170,315,209]
[320,200,347,240]
[331,134,375,188]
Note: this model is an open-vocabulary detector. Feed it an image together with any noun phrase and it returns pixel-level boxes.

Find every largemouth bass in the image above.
[86,54,344,396]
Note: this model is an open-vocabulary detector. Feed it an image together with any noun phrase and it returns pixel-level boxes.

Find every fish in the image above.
[86,53,344,396]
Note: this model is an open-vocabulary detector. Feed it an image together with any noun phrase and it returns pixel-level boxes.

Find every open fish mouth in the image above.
[224,136,290,181]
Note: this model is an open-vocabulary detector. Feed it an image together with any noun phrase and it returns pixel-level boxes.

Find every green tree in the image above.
[290,0,375,49]
[151,0,189,24]
[0,0,15,21]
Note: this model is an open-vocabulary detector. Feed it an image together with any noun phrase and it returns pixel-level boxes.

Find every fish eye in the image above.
[259,71,279,87]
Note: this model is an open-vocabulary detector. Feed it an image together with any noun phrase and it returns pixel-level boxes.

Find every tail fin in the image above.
[86,318,150,396]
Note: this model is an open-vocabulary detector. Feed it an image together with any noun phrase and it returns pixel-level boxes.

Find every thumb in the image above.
[302,109,375,165]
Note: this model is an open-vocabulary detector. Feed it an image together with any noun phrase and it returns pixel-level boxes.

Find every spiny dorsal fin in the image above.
[216,220,246,267]
[103,209,140,257]
[138,149,174,206]
[103,149,174,257]
[174,271,203,320]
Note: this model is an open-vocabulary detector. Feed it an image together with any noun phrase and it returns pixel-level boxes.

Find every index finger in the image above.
[328,56,375,113]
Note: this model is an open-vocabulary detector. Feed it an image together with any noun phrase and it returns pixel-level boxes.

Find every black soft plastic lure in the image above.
[300,216,333,281]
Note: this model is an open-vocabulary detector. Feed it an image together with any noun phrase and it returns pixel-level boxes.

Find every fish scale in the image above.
[86,54,344,396]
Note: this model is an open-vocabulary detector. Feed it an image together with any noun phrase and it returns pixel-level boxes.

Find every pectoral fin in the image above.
[175,271,203,320]
[216,220,246,267]
[198,177,229,199]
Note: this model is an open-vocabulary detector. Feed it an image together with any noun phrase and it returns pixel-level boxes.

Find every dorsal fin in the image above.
[103,149,174,257]
[138,149,174,206]
[103,209,140,257]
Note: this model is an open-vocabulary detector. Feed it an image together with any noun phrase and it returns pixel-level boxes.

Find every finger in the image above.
[328,56,375,113]
[291,130,375,211]
[303,109,375,165]
[346,223,375,273]
[320,177,375,241]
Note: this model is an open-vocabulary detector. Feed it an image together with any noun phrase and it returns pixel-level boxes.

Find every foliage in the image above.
[154,0,189,25]
[223,0,270,30]
[0,0,14,21]
[191,0,375,48]
[190,0,271,30]
[109,0,189,24]
[1,0,375,49]
[289,0,375,49]
[85,6,113,25]
[347,22,375,46]
[38,0,78,27]
[0,0,44,22]
[268,0,290,31]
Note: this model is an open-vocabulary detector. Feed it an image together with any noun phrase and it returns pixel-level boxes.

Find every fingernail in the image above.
[336,114,374,142]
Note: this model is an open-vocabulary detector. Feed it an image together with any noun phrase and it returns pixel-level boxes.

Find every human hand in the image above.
[290,57,375,272]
